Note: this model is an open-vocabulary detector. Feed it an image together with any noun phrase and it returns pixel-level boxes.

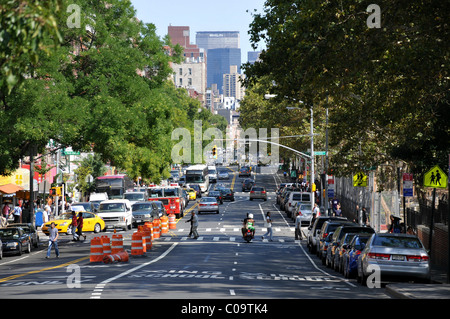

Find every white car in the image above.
[285,192,311,218]
[197,197,219,214]
[294,203,312,226]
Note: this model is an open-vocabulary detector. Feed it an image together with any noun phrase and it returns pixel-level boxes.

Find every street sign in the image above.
[403,173,413,197]
[423,165,448,188]
[353,172,368,187]
[327,175,335,198]
[314,151,327,156]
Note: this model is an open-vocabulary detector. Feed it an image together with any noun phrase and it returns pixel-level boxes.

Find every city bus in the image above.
[185,164,209,192]
[95,175,134,199]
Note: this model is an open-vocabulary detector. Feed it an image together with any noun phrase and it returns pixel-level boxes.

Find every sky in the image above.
[130,0,267,63]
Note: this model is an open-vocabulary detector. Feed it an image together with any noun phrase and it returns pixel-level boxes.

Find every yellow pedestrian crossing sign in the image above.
[423,165,447,188]
[353,172,368,187]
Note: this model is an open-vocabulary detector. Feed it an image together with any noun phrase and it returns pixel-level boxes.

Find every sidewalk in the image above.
[386,264,450,299]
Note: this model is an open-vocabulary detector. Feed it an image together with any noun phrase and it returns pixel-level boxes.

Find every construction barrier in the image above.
[111,234,124,254]
[101,235,111,257]
[168,213,176,230]
[153,218,161,239]
[142,230,152,252]
[144,222,154,240]
[90,237,103,262]
[103,251,129,264]
[131,232,144,256]
[160,215,169,234]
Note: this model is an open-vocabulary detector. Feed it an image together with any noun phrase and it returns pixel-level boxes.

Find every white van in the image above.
[96,199,133,230]
[285,192,312,218]
[207,165,217,183]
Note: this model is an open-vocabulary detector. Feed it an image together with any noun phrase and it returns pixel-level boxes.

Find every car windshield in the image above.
[201,198,216,203]
[124,193,145,200]
[0,229,20,239]
[132,204,153,211]
[373,236,423,249]
[57,213,76,220]
[300,204,312,210]
[99,203,126,212]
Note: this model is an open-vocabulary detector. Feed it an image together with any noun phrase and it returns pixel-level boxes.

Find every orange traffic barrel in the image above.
[144,222,154,240]
[131,232,144,256]
[103,251,129,264]
[168,213,176,230]
[111,234,124,254]
[160,215,169,234]
[101,235,111,256]
[153,219,161,239]
[142,230,152,252]
[90,237,103,262]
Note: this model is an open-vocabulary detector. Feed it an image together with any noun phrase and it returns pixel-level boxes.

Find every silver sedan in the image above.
[249,186,267,201]
[197,197,219,214]
[357,233,431,285]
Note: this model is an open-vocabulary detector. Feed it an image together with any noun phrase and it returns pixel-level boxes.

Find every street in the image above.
[0,168,391,302]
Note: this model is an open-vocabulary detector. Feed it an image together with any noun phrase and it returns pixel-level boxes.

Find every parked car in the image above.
[320,232,334,265]
[357,233,431,285]
[219,188,235,201]
[242,179,255,192]
[131,201,160,228]
[307,216,349,254]
[249,186,267,201]
[293,203,313,226]
[70,202,95,213]
[317,220,355,260]
[342,234,372,278]
[327,225,375,270]
[197,197,220,214]
[207,190,224,204]
[42,211,106,235]
[0,227,31,256]
[334,232,358,273]
[7,223,40,248]
[285,192,311,218]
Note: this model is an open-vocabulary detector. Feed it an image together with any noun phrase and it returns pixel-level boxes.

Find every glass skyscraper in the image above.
[196,31,241,94]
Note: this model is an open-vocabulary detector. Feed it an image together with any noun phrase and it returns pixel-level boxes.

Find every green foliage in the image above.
[0,0,208,183]
[243,0,449,179]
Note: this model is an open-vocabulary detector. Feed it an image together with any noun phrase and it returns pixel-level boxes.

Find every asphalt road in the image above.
[0,168,391,303]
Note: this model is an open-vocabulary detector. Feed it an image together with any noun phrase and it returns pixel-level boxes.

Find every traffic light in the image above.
[212,145,217,158]
[50,186,62,196]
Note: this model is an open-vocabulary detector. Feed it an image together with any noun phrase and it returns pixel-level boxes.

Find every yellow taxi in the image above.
[187,188,197,200]
[41,211,105,235]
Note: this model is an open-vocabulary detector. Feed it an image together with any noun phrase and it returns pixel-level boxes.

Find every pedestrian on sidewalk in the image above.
[295,211,303,240]
[262,211,273,241]
[76,212,86,240]
[70,211,79,241]
[46,222,60,258]
[13,204,22,223]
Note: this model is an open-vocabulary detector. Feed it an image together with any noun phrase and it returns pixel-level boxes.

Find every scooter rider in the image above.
[242,213,255,237]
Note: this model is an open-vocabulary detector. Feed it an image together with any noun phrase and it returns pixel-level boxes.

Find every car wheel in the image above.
[25,242,31,253]
[17,243,22,256]
[94,223,101,233]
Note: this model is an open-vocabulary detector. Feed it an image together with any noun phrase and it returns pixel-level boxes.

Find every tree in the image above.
[243,0,449,179]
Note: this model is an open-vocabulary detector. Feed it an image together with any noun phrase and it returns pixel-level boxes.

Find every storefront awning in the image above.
[0,183,24,195]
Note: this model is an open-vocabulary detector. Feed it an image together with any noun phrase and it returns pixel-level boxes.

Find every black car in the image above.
[0,227,32,256]
[219,188,235,201]
[207,190,224,204]
[7,223,40,248]
[241,179,255,192]
[239,168,251,177]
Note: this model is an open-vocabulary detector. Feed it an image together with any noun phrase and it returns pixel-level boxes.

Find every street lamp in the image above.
[264,94,315,210]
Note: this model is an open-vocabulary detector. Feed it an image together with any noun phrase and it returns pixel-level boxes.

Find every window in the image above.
[179,68,183,75]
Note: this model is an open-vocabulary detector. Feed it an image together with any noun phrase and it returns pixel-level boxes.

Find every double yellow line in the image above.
[0,256,89,284]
